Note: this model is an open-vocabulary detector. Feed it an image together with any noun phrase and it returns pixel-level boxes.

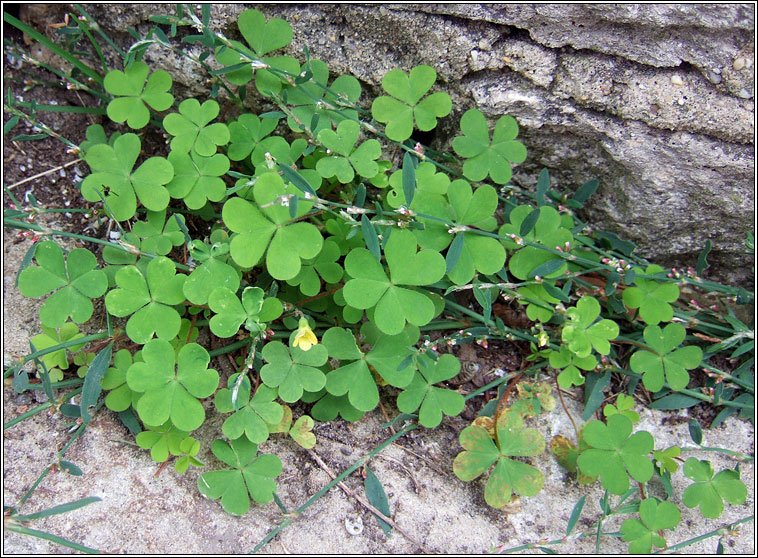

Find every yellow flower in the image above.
[293,318,318,351]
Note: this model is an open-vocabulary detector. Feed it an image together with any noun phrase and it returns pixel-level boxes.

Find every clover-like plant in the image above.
[454,410,545,508]
[343,229,445,335]
[166,150,230,209]
[576,414,654,495]
[259,333,329,403]
[285,238,343,296]
[282,59,361,135]
[163,98,230,156]
[30,323,86,381]
[207,286,282,337]
[315,119,381,183]
[371,64,452,142]
[136,421,194,464]
[222,172,323,279]
[131,210,187,256]
[622,264,680,325]
[126,339,219,431]
[214,375,283,444]
[18,241,107,328]
[629,323,703,392]
[603,393,640,423]
[198,437,282,516]
[226,113,279,163]
[681,458,748,518]
[452,108,526,184]
[396,353,465,428]
[104,61,174,129]
[100,348,142,412]
[105,256,187,344]
[182,257,240,307]
[214,8,297,95]
[80,132,174,221]
[620,497,681,554]
[548,345,597,389]
[320,326,417,413]
[561,296,619,359]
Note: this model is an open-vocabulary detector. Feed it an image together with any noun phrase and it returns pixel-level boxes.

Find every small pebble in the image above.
[670,74,683,86]
[736,88,752,99]
[707,71,722,84]
[345,516,363,536]
[733,56,746,71]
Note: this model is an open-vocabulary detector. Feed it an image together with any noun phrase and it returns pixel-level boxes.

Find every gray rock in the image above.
[81,4,755,285]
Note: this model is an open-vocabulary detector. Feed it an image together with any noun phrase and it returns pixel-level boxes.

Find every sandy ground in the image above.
[2,228,755,555]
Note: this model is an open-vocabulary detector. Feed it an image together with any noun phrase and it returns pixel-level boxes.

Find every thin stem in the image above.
[252,422,418,553]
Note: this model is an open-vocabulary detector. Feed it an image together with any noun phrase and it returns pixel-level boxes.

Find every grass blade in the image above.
[16,497,102,520]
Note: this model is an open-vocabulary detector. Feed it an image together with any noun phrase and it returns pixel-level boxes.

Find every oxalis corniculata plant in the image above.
[3,5,754,554]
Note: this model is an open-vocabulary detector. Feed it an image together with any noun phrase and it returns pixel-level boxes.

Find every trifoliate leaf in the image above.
[198,437,282,516]
[620,497,681,554]
[452,108,526,184]
[371,65,451,142]
[343,229,445,335]
[682,458,747,518]
[622,264,680,325]
[163,98,229,156]
[18,241,107,328]
[104,61,173,129]
[577,414,654,495]
[127,339,219,431]
[81,133,173,221]
[105,256,186,344]
[454,410,545,508]
[630,323,703,392]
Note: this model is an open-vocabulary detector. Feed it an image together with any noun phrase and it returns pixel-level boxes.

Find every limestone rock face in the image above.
[84,4,755,284]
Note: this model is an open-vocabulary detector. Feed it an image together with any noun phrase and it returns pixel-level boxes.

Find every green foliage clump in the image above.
[4,7,753,552]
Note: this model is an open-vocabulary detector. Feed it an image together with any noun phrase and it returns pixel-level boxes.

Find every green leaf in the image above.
[163,98,229,156]
[396,353,464,427]
[18,241,107,328]
[260,337,328,403]
[183,258,240,306]
[682,458,747,518]
[561,296,619,358]
[577,414,654,495]
[620,497,680,553]
[282,59,361,135]
[316,120,381,183]
[454,411,545,508]
[501,205,572,282]
[630,323,703,392]
[227,113,278,161]
[223,172,323,279]
[127,339,219,431]
[101,349,141,412]
[622,265,680,325]
[166,150,230,209]
[371,65,451,141]
[104,61,173,129]
[131,210,187,256]
[364,466,392,537]
[81,133,173,221]
[215,376,282,444]
[80,343,112,424]
[453,109,526,184]
[198,437,282,516]
[343,229,445,335]
[30,323,85,374]
[136,421,192,462]
[105,257,186,344]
